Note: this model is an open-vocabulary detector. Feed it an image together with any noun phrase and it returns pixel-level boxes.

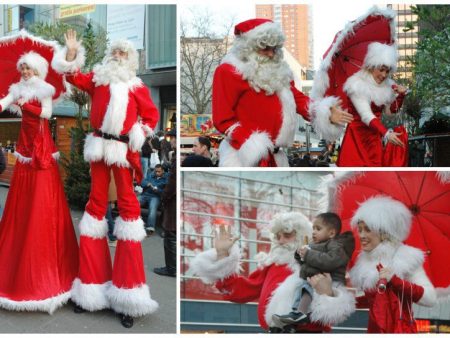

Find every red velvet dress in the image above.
[337,94,405,167]
[0,100,79,313]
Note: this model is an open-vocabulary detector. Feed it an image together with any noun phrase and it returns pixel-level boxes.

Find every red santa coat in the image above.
[337,70,406,167]
[65,71,159,180]
[349,242,437,333]
[212,55,310,167]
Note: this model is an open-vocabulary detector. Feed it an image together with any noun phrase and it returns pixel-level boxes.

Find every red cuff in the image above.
[369,118,388,136]
[21,103,42,117]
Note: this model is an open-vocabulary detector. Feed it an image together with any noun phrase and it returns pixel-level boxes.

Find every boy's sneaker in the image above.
[274,311,309,324]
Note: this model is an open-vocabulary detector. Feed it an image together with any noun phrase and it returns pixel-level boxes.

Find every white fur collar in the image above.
[221,52,293,95]
[344,69,395,106]
[349,241,424,291]
[9,76,55,102]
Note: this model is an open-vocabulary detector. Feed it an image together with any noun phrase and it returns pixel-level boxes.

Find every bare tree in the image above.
[181,8,235,115]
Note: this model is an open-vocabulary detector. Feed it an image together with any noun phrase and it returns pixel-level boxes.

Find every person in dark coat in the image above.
[154,134,176,277]
[273,212,355,326]
[0,149,5,174]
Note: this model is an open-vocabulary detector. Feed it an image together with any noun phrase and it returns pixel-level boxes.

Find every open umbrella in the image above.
[0,30,66,100]
[324,171,450,298]
[310,7,396,109]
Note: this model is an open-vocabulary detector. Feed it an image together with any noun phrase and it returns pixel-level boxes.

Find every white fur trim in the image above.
[128,122,146,152]
[71,278,111,311]
[309,284,356,325]
[310,96,345,141]
[264,273,299,327]
[78,212,108,239]
[84,133,130,167]
[113,216,146,242]
[436,286,450,301]
[0,291,70,314]
[270,211,312,242]
[100,82,129,136]
[238,131,273,167]
[218,139,242,167]
[409,266,437,307]
[0,93,15,112]
[9,77,55,103]
[310,6,396,103]
[273,150,289,167]
[17,51,49,79]
[239,21,285,49]
[275,86,298,146]
[436,171,450,184]
[189,244,241,284]
[107,283,158,317]
[141,123,154,138]
[364,42,397,71]
[351,195,412,242]
[51,46,86,74]
[349,242,424,291]
[39,96,53,119]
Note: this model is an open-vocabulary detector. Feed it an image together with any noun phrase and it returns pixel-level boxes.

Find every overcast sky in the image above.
[180,2,388,69]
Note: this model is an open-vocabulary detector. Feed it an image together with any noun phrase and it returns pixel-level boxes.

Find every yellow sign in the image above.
[60,5,96,19]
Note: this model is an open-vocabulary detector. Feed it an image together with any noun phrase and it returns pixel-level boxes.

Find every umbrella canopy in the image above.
[324,171,450,298]
[0,30,66,100]
[310,7,396,109]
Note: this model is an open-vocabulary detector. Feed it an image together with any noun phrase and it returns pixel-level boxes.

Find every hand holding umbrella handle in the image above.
[376,263,387,293]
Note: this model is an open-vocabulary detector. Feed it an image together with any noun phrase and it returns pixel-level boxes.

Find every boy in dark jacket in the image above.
[273,212,355,325]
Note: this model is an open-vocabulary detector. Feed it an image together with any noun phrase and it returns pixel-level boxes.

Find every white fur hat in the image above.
[270,211,312,242]
[363,42,398,71]
[17,51,49,79]
[108,39,139,72]
[351,195,412,242]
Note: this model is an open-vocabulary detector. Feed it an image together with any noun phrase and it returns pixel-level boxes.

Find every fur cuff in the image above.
[128,122,146,152]
[0,291,70,314]
[141,124,154,138]
[114,216,146,242]
[107,283,159,317]
[51,46,86,74]
[310,96,345,141]
[71,278,111,311]
[84,133,130,167]
[238,131,273,167]
[310,286,355,325]
[189,244,241,284]
[273,150,289,167]
[79,212,108,239]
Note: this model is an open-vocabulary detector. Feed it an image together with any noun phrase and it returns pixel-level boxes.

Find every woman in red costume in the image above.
[337,42,408,166]
[0,52,79,313]
[348,196,436,332]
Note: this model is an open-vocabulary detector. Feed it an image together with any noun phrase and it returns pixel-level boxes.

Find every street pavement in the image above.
[0,185,176,333]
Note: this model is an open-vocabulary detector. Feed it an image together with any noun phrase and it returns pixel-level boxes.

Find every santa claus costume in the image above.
[349,196,436,333]
[212,19,311,167]
[190,212,355,332]
[52,39,159,320]
[0,52,79,313]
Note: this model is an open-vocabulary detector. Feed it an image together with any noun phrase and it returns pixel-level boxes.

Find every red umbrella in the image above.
[325,171,450,297]
[0,30,67,100]
[311,7,396,109]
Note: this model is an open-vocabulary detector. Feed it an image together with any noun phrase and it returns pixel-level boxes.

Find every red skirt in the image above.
[0,161,79,313]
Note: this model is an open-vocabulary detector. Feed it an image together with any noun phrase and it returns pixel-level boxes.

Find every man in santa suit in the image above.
[213,19,353,167]
[52,30,159,328]
[189,212,355,332]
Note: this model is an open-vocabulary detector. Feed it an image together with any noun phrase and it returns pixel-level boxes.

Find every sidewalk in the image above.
[0,185,176,333]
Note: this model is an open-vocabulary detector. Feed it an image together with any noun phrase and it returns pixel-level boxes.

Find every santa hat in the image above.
[234,18,285,50]
[107,39,139,72]
[351,195,412,242]
[270,211,312,242]
[16,51,49,79]
[363,42,397,71]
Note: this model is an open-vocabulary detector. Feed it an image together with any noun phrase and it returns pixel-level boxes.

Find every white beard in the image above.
[257,241,297,267]
[92,56,136,86]
[242,51,293,95]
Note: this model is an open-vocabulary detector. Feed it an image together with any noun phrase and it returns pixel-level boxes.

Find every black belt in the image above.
[273,146,280,154]
[94,129,129,143]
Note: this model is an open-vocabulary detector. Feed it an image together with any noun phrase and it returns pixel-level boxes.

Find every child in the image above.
[273,212,355,325]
